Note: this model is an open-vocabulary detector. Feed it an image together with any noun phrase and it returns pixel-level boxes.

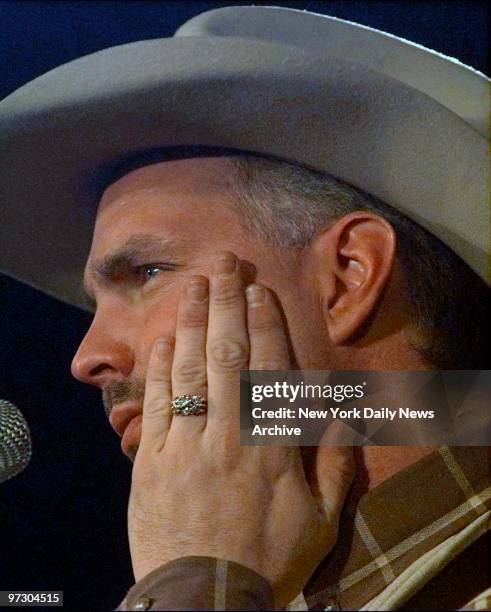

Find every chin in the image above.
[126,445,139,464]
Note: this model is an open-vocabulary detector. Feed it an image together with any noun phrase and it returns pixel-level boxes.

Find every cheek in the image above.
[136,297,179,373]
[279,292,329,368]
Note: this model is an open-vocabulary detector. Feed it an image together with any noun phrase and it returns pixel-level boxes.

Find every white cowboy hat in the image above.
[0,5,488,310]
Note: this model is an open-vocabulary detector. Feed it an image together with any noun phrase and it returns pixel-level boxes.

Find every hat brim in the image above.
[0,34,488,310]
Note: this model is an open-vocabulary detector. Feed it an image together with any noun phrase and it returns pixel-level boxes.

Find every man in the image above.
[1,5,489,611]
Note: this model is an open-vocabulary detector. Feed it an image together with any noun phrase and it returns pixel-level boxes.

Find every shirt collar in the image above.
[302,446,491,610]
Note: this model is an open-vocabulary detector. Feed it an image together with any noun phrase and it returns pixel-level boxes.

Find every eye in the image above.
[139,265,164,283]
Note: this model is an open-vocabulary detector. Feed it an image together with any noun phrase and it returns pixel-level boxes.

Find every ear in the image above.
[311,212,396,344]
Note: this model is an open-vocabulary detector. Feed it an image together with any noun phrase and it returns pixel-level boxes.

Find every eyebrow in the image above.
[82,234,187,309]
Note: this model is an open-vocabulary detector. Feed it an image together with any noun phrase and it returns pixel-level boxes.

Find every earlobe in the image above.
[315,212,396,345]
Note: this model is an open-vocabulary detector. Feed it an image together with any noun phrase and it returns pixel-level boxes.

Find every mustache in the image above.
[102,380,146,418]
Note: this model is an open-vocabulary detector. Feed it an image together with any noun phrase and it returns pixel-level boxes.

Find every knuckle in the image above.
[173,358,207,384]
[248,315,280,334]
[206,430,240,470]
[144,396,168,418]
[208,337,248,371]
[212,284,241,307]
[147,368,170,385]
[180,308,207,329]
[253,359,288,371]
[217,449,240,472]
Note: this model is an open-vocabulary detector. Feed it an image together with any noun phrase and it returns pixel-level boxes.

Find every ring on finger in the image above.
[171,394,207,416]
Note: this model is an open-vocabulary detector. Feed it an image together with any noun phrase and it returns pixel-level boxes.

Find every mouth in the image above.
[108,405,143,458]
[108,404,142,438]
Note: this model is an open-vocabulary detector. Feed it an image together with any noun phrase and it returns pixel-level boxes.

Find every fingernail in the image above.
[214,253,236,277]
[246,284,265,306]
[187,281,208,302]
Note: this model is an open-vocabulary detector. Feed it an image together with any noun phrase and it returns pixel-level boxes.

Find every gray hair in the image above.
[226,154,490,369]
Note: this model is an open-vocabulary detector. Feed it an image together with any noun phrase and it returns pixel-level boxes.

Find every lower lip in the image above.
[121,414,142,456]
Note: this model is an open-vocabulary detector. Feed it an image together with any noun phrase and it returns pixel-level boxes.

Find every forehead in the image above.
[89,157,242,257]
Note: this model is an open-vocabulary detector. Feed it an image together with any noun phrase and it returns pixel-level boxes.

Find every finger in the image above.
[246,284,291,371]
[169,276,209,436]
[206,251,249,428]
[139,336,174,454]
[311,422,355,533]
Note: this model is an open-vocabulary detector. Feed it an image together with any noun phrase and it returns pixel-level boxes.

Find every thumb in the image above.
[314,444,355,525]
[310,421,356,530]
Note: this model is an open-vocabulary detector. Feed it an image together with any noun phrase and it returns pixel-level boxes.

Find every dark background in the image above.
[0,1,488,610]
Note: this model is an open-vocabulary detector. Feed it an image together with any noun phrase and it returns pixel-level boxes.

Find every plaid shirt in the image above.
[117,447,490,611]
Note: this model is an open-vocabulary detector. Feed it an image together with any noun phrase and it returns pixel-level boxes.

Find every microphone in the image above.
[0,399,32,483]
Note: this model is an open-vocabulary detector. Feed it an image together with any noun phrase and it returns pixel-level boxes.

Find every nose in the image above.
[71,317,134,388]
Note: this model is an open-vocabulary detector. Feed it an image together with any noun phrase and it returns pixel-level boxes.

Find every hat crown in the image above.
[177,5,490,137]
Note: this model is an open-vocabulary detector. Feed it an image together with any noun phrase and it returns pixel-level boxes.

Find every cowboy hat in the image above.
[0,5,488,310]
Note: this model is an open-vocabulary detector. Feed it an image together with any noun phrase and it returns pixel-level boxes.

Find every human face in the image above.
[71,157,328,460]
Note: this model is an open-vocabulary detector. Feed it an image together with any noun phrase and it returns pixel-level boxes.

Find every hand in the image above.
[128,251,354,608]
